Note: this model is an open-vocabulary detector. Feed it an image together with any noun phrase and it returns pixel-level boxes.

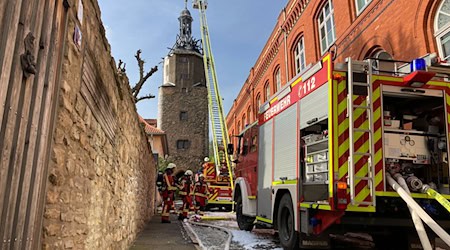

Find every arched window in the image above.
[247,106,252,124]
[356,0,373,15]
[256,93,261,109]
[237,121,241,133]
[293,37,306,75]
[274,67,281,92]
[318,0,336,55]
[242,114,246,129]
[370,50,394,74]
[435,0,450,60]
[264,81,270,101]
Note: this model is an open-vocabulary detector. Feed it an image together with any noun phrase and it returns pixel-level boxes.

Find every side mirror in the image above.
[227,143,234,155]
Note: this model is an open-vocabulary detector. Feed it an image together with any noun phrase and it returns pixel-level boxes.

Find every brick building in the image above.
[226,0,450,142]
[158,7,209,173]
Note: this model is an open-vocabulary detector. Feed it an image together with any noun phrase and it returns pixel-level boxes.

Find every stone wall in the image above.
[42,0,156,249]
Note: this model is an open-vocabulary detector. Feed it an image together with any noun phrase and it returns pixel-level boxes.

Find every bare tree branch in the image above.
[130,49,158,103]
[135,93,156,103]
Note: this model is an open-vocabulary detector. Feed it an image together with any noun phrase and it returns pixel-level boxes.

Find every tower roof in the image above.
[169,3,201,54]
[180,8,191,17]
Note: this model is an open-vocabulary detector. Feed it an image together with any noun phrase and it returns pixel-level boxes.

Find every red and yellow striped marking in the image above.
[332,74,385,211]
[208,185,233,204]
[204,164,217,181]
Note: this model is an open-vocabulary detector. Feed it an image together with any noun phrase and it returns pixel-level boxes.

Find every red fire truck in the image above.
[232,53,450,249]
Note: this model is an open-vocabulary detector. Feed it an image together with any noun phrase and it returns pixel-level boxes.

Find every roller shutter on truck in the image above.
[299,83,329,129]
[258,119,273,219]
[273,104,298,181]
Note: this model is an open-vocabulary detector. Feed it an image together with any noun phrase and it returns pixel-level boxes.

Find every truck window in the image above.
[250,135,257,152]
[242,138,249,155]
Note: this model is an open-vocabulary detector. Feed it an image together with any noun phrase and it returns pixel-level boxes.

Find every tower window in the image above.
[177,140,190,149]
[181,87,188,93]
[180,111,188,120]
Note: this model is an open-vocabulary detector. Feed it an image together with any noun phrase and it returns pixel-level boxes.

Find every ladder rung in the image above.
[355,176,373,181]
[354,128,371,133]
[352,82,369,87]
[353,152,372,156]
[354,201,374,206]
[353,105,370,109]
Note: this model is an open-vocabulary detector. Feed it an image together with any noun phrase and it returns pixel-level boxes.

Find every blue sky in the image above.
[98,0,288,120]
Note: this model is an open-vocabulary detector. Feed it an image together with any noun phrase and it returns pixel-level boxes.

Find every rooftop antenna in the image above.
[184,0,187,9]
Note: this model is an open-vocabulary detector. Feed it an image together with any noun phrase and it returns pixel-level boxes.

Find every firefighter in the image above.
[161,163,177,223]
[178,170,194,220]
[200,157,209,174]
[194,174,210,215]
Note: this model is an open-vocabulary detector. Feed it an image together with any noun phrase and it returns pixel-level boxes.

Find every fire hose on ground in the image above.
[386,174,450,247]
[422,185,450,214]
[392,173,432,250]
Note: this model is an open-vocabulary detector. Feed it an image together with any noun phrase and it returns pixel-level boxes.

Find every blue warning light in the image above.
[410,58,426,72]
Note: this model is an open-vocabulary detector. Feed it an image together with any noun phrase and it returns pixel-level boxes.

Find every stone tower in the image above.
[157,5,208,173]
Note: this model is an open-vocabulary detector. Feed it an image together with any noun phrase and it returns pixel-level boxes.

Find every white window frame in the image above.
[435,0,450,61]
[356,0,373,16]
[275,68,281,92]
[294,37,306,74]
[318,0,336,55]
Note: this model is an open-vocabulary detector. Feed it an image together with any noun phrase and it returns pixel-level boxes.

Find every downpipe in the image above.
[386,174,450,247]
[393,174,432,250]
[422,185,450,214]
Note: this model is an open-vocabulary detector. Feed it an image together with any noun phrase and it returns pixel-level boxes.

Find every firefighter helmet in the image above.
[199,174,204,178]
[204,157,209,162]
[185,170,193,176]
[167,163,176,169]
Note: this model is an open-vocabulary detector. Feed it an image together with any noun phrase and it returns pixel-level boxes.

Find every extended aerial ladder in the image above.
[192,0,234,192]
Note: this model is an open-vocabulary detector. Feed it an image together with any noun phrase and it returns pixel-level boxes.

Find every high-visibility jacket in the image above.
[162,173,177,192]
[194,181,210,198]
[178,176,193,196]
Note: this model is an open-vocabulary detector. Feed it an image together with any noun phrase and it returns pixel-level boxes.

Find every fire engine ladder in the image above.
[346,58,376,206]
[193,0,234,189]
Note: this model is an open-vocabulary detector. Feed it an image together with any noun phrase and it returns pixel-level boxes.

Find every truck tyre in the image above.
[278,193,298,250]
[236,195,255,231]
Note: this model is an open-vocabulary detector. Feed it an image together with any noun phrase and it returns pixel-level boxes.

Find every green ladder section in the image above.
[193,0,233,189]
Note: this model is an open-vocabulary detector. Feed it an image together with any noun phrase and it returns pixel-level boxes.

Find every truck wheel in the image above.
[278,193,298,250]
[236,195,255,231]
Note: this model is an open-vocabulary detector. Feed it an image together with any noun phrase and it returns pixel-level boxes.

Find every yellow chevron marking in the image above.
[372,86,380,101]
[374,146,383,164]
[375,168,383,187]
[209,192,218,201]
[446,94,450,106]
[346,205,375,212]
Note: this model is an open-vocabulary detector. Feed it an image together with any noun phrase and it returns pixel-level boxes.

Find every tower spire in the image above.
[172,2,201,53]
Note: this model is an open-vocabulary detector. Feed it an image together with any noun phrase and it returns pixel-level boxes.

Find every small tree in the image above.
[158,156,170,172]
[129,49,158,103]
